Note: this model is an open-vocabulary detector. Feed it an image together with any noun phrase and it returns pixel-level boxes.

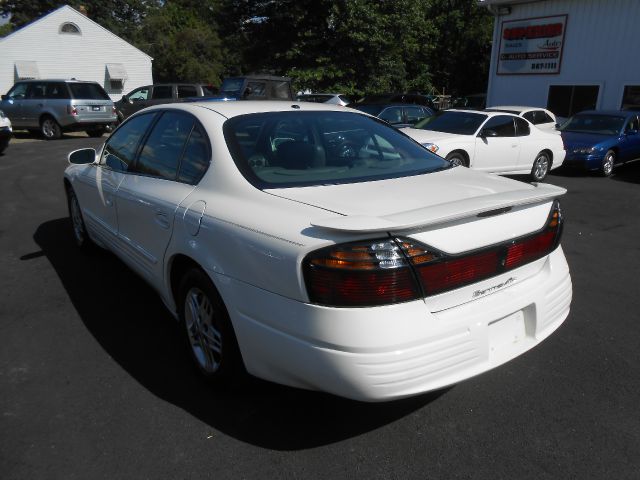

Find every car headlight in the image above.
[422,143,439,153]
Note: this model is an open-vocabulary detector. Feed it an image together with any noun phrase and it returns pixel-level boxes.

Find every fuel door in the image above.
[183,200,206,236]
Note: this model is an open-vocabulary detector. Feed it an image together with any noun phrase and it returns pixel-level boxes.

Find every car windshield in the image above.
[68,83,110,100]
[413,110,487,135]
[559,114,625,135]
[224,111,450,188]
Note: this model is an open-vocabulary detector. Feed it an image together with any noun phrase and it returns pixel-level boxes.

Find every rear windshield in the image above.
[223,111,450,189]
[559,114,625,135]
[68,83,110,100]
[220,78,243,96]
[414,110,487,135]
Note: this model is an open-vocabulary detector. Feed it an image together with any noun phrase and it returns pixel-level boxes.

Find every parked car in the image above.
[451,93,487,110]
[214,75,294,101]
[115,83,218,121]
[349,102,435,128]
[356,93,438,111]
[0,79,117,139]
[0,109,11,154]
[402,109,566,181]
[559,110,640,176]
[485,106,558,132]
[296,93,352,106]
[63,101,571,402]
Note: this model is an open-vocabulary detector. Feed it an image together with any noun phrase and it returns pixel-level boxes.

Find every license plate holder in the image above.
[92,106,101,112]
[488,311,525,355]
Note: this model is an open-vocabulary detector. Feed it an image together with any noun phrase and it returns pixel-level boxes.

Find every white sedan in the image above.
[402,109,566,181]
[0,109,11,154]
[64,102,572,402]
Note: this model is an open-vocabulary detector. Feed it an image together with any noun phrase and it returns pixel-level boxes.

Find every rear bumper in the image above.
[217,246,572,402]
[0,127,11,150]
[59,115,117,129]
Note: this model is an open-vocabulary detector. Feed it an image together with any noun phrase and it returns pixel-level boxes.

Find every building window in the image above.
[547,85,599,118]
[621,86,640,110]
[109,79,124,91]
[60,22,81,34]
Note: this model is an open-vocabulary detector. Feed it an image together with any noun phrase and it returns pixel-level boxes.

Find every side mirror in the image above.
[121,95,127,102]
[68,148,96,164]
[480,128,498,138]
[242,86,253,98]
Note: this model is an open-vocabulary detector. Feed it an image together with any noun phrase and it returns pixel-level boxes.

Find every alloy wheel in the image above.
[184,287,223,374]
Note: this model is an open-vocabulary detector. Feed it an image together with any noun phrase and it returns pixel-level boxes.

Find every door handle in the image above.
[154,211,170,229]
[105,197,113,207]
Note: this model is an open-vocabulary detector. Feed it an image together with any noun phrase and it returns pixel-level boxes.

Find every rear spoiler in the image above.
[311,183,566,233]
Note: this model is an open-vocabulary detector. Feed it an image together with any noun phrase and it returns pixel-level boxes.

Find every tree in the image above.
[135,2,224,85]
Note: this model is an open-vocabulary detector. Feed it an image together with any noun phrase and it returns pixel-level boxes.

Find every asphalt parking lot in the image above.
[1,133,639,479]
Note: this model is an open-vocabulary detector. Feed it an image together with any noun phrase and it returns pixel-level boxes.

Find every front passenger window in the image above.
[482,115,516,137]
[133,111,194,180]
[103,113,156,172]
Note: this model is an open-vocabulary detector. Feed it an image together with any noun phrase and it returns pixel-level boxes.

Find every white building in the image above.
[480,0,640,117]
[0,5,153,101]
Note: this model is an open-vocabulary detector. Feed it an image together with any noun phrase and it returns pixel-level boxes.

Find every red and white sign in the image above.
[497,15,568,75]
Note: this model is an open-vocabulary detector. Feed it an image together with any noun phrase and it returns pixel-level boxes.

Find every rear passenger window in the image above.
[27,83,46,99]
[178,124,210,184]
[177,85,197,98]
[152,86,173,99]
[103,113,156,172]
[45,82,70,99]
[515,117,531,136]
[134,111,194,180]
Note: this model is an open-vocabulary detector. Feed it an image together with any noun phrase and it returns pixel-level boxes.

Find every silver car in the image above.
[0,79,117,139]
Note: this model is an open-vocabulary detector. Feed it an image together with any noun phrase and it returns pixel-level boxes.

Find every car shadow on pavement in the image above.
[30,217,445,450]
[611,162,640,184]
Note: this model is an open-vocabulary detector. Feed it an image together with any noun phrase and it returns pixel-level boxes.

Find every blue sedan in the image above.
[560,110,640,176]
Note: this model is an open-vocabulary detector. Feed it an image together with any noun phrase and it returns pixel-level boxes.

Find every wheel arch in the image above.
[446,149,470,167]
[168,254,226,316]
[540,148,553,167]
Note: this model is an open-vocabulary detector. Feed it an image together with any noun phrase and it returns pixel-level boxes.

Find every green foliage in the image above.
[1,0,493,96]
[134,2,224,85]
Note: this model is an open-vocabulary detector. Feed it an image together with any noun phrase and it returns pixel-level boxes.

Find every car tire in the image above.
[41,115,62,140]
[600,150,615,177]
[530,151,550,182]
[86,128,106,138]
[178,268,244,385]
[67,187,93,250]
[446,152,468,167]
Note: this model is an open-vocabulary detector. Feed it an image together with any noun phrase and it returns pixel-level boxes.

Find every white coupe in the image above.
[64,101,572,402]
[402,109,566,181]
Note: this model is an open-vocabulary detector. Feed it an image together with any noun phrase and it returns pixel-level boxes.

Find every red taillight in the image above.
[303,201,563,307]
[303,239,421,307]
[112,106,117,114]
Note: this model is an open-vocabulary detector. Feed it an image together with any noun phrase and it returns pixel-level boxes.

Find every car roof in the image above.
[160,100,355,119]
[444,108,510,117]
[486,106,540,113]
[17,79,99,84]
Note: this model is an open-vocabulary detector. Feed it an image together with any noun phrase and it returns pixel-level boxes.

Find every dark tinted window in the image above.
[224,111,450,188]
[45,82,70,99]
[621,85,640,110]
[515,117,530,136]
[178,124,210,184]
[68,82,110,100]
[177,85,197,98]
[405,106,431,124]
[103,113,156,172]
[415,111,487,135]
[26,83,46,99]
[625,115,639,132]
[152,86,173,99]
[483,115,516,137]
[201,85,218,96]
[379,107,403,124]
[134,111,194,180]
[246,82,266,98]
[547,85,599,118]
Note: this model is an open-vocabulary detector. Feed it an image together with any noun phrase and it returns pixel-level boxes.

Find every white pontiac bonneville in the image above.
[64,101,572,402]
[402,109,566,182]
